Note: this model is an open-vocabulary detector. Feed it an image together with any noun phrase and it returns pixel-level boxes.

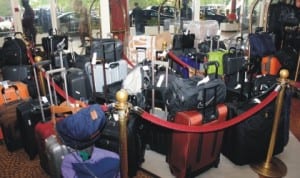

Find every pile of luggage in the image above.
[0,3,298,175]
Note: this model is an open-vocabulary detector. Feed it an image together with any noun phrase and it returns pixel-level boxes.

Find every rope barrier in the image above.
[137,90,278,133]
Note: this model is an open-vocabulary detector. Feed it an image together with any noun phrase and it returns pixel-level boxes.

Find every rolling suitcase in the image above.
[0,81,30,105]
[222,87,292,165]
[0,100,26,151]
[66,67,92,101]
[16,99,51,159]
[34,67,70,175]
[168,104,227,178]
[95,111,146,177]
[45,135,70,178]
[1,65,32,82]
[167,61,228,178]
[85,59,128,93]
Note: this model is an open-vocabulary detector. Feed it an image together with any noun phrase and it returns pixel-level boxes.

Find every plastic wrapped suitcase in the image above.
[168,104,227,178]
[85,60,128,93]
[0,81,30,105]
[66,67,92,100]
[61,146,120,178]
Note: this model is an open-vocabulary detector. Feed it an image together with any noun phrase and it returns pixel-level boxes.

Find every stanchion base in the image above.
[251,157,287,178]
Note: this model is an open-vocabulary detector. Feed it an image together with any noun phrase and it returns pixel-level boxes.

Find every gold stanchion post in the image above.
[251,69,289,178]
[34,56,47,96]
[115,89,129,178]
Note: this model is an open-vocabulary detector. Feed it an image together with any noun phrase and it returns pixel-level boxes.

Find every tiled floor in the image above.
[141,132,300,178]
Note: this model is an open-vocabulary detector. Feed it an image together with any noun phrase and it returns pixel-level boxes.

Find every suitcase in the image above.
[16,99,51,159]
[0,81,30,105]
[95,111,146,177]
[261,55,282,75]
[1,65,38,99]
[85,60,128,93]
[222,88,292,165]
[168,104,228,178]
[207,50,226,75]
[66,67,92,100]
[222,48,246,75]
[61,146,120,178]
[45,135,70,178]
[90,38,123,63]
[1,65,33,82]
[0,100,26,151]
[177,53,205,78]
[35,67,77,174]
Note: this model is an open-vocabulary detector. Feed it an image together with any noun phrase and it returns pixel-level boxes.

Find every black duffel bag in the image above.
[165,61,226,119]
[90,38,123,63]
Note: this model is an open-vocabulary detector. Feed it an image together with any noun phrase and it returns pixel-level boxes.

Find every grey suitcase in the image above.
[45,135,70,178]
[85,60,128,93]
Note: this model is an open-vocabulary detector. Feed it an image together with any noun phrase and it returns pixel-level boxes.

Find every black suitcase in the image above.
[94,111,146,177]
[90,38,123,63]
[222,88,292,165]
[66,67,92,101]
[1,65,32,82]
[16,99,51,159]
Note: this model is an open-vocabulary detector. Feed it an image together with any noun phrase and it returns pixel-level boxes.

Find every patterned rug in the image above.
[0,144,154,178]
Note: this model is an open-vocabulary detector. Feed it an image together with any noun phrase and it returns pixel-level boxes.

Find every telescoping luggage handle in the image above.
[32,60,52,122]
[45,67,69,107]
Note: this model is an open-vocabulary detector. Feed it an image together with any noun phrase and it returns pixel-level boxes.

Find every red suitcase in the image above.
[168,104,227,178]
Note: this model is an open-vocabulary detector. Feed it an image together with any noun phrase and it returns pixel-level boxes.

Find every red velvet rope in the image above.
[27,45,280,133]
[139,90,278,133]
[168,51,190,69]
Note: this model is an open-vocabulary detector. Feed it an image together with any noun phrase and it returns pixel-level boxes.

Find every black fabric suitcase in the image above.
[94,111,146,177]
[222,88,292,165]
[90,38,123,63]
[66,67,92,101]
[16,99,51,159]
[1,65,32,82]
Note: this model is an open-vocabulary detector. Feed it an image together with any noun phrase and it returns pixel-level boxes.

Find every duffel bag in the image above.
[165,75,226,119]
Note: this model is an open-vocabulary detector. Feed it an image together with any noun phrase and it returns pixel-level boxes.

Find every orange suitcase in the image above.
[0,81,30,105]
[261,55,282,75]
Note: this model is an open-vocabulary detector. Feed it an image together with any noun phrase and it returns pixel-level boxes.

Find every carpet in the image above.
[0,144,154,178]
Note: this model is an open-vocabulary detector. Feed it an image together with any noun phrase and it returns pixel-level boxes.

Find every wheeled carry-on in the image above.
[167,61,228,178]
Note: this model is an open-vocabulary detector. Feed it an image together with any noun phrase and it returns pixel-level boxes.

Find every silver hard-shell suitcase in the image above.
[85,60,128,93]
[45,135,70,178]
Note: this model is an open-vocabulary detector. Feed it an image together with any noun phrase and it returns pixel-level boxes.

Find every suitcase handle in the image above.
[109,62,119,69]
